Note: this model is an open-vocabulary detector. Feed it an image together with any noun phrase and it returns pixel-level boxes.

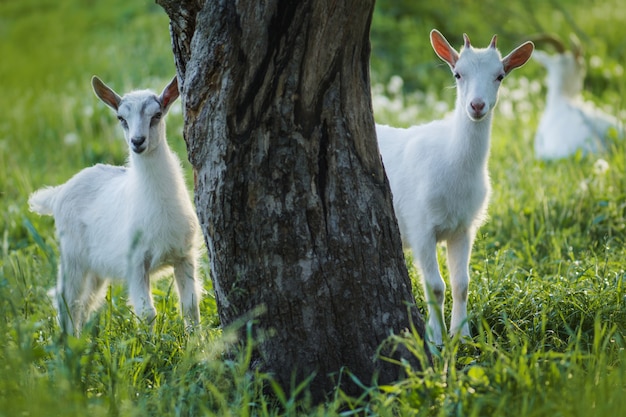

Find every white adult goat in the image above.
[377,30,533,345]
[532,34,623,159]
[29,76,201,335]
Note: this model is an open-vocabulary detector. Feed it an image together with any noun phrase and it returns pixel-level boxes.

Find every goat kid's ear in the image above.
[160,76,180,114]
[92,76,122,111]
[431,29,460,69]
[502,41,535,75]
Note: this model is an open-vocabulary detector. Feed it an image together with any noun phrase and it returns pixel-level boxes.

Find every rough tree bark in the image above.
[157,0,430,400]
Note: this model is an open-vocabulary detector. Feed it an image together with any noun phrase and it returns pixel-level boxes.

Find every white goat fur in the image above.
[534,42,623,159]
[29,76,201,335]
[377,30,533,344]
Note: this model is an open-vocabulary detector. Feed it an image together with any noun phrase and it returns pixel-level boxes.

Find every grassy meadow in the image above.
[1,0,625,415]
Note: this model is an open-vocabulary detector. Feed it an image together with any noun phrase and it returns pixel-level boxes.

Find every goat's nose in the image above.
[470,100,485,112]
[131,136,146,147]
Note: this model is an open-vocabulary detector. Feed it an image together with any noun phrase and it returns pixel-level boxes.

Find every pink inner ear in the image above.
[503,42,534,74]
[160,78,180,110]
[93,78,121,110]
[431,31,459,67]
[162,94,173,109]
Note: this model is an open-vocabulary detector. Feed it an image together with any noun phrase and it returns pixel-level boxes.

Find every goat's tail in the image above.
[28,186,60,216]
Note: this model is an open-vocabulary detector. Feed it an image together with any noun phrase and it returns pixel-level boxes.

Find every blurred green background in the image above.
[2,0,623,196]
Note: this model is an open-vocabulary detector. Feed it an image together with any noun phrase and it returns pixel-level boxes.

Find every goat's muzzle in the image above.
[131,136,147,154]
[468,100,488,121]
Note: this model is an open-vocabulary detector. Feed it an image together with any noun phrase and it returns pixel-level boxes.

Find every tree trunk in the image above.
[158,0,430,401]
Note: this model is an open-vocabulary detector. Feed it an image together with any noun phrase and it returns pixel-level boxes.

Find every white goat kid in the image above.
[377,30,533,345]
[533,34,623,159]
[29,76,201,335]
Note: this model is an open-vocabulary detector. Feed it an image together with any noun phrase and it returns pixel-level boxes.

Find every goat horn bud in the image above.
[489,35,497,48]
[463,33,471,48]
[569,33,583,59]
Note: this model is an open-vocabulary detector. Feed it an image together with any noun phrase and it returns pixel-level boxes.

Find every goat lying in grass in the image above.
[377,30,533,345]
[532,34,624,159]
[29,76,201,335]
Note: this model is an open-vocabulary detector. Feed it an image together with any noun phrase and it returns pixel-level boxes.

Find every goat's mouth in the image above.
[132,145,147,154]
[467,109,489,122]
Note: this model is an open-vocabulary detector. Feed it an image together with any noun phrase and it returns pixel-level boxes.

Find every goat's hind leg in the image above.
[81,273,109,322]
[174,257,201,329]
[56,259,88,335]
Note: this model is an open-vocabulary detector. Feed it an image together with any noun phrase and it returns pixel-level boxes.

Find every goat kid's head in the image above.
[92,76,180,154]
[531,34,585,99]
[431,29,534,121]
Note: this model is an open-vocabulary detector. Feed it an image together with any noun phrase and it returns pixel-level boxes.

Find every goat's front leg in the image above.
[446,230,473,339]
[174,257,201,329]
[128,261,156,328]
[413,234,446,345]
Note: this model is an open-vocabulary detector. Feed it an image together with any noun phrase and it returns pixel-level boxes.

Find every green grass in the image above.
[2,0,626,416]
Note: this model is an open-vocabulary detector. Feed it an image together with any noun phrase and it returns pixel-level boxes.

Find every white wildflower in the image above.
[64,132,79,145]
[593,158,609,175]
[590,55,603,69]
[387,75,404,96]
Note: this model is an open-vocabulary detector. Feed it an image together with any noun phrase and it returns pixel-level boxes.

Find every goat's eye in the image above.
[117,116,128,128]
[151,113,162,125]
[454,72,461,80]
[496,74,505,82]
